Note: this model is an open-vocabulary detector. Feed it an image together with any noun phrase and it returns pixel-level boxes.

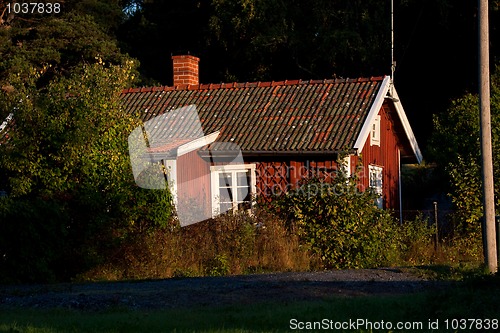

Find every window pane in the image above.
[219,187,233,202]
[369,167,382,194]
[236,170,250,186]
[237,187,250,202]
[369,172,376,187]
[219,202,232,214]
[219,172,232,187]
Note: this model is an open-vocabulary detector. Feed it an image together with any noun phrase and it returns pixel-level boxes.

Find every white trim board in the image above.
[353,76,423,164]
[388,87,423,164]
[177,131,220,157]
[353,76,391,152]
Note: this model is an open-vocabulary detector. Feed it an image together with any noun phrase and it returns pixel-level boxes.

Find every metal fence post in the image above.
[433,202,439,251]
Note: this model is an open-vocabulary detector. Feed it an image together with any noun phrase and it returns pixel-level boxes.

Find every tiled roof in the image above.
[121,77,385,154]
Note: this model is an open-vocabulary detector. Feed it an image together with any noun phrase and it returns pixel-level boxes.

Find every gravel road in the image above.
[0,268,450,311]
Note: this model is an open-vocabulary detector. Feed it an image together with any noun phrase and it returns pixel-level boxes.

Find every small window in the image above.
[369,165,383,208]
[211,164,256,216]
[370,115,381,146]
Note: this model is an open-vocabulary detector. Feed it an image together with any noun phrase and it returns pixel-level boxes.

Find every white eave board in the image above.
[353,76,391,153]
[352,76,423,164]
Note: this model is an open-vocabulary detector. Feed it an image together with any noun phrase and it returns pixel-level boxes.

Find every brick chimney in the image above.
[172,55,199,86]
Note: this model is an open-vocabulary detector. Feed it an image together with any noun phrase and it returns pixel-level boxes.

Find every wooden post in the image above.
[478,0,498,273]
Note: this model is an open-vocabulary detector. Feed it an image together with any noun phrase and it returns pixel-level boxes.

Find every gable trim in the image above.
[177,131,220,157]
[352,76,423,164]
[353,76,391,152]
[387,87,423,164]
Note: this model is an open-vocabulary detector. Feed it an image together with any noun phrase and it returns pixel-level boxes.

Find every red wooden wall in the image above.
[354,102,401,210]
[176,150,212,217]
[175,100,404,214]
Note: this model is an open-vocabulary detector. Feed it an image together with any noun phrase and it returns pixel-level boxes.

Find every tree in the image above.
[0,1,131,102]
[117,0,210,85]
[207,0,391,81]
[429,66,500,235]
[0,59,174,282]
[0,1,173,282]
[117,0,391,84]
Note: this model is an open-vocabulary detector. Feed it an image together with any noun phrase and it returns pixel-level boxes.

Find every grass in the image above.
[1,271,499,333]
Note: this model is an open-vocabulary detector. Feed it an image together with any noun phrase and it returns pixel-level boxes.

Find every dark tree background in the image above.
[117,0,500,149]
[2,0,498,149]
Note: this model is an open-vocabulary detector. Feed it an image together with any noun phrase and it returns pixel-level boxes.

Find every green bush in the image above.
[272,164,399,269]
[430,66,500,237]
[205,254,230,276]
[392,214,436,266]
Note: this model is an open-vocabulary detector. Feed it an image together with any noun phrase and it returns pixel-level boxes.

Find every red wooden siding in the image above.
[255,161,289,198]
[176,150,212,216]
[355,102,401,210]
[253,158,341,202]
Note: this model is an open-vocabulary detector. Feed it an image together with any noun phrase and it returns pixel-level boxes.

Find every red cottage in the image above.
[121,55,422,225]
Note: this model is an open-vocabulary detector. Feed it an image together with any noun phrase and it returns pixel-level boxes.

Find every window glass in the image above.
[237,188,250,203]
[212,165,255,217]
[370,115,381,146]
[219,187,233,202]
[219,202,233,213]
[236,170,250,186]
[369,165,383,208]
[219,173,232,187]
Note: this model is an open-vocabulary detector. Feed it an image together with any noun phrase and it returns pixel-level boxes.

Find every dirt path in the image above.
[0,268,451,311]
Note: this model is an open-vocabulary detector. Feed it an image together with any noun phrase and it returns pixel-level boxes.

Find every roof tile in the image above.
[121,77,385,153]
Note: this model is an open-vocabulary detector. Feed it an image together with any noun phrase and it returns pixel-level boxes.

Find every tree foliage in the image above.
[0,60,174,282]
[119,0,391,84]
[0,1,135,121]
[0,1,173,282]
[429,66,500,234]
[207,0,390,81]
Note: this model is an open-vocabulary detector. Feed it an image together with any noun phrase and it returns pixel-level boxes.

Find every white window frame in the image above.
[343,155,351,177]
[210,164,256,217]
[163,159,177,206]
[369,165,383,208]
[370,115,381,146]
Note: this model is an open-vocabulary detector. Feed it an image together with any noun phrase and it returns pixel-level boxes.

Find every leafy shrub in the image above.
[272,164,399,269]
[0,62,175,283]
[205,254,230,276]
[392,214,436,266]
[430,67,500,238]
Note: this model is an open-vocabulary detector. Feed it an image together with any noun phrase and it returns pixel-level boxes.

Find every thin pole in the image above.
[434,202,439,251]
[391,0,395,82]
[478,0,498,273]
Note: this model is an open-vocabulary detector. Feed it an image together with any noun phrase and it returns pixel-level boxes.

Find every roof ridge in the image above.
[121,76,388,94]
